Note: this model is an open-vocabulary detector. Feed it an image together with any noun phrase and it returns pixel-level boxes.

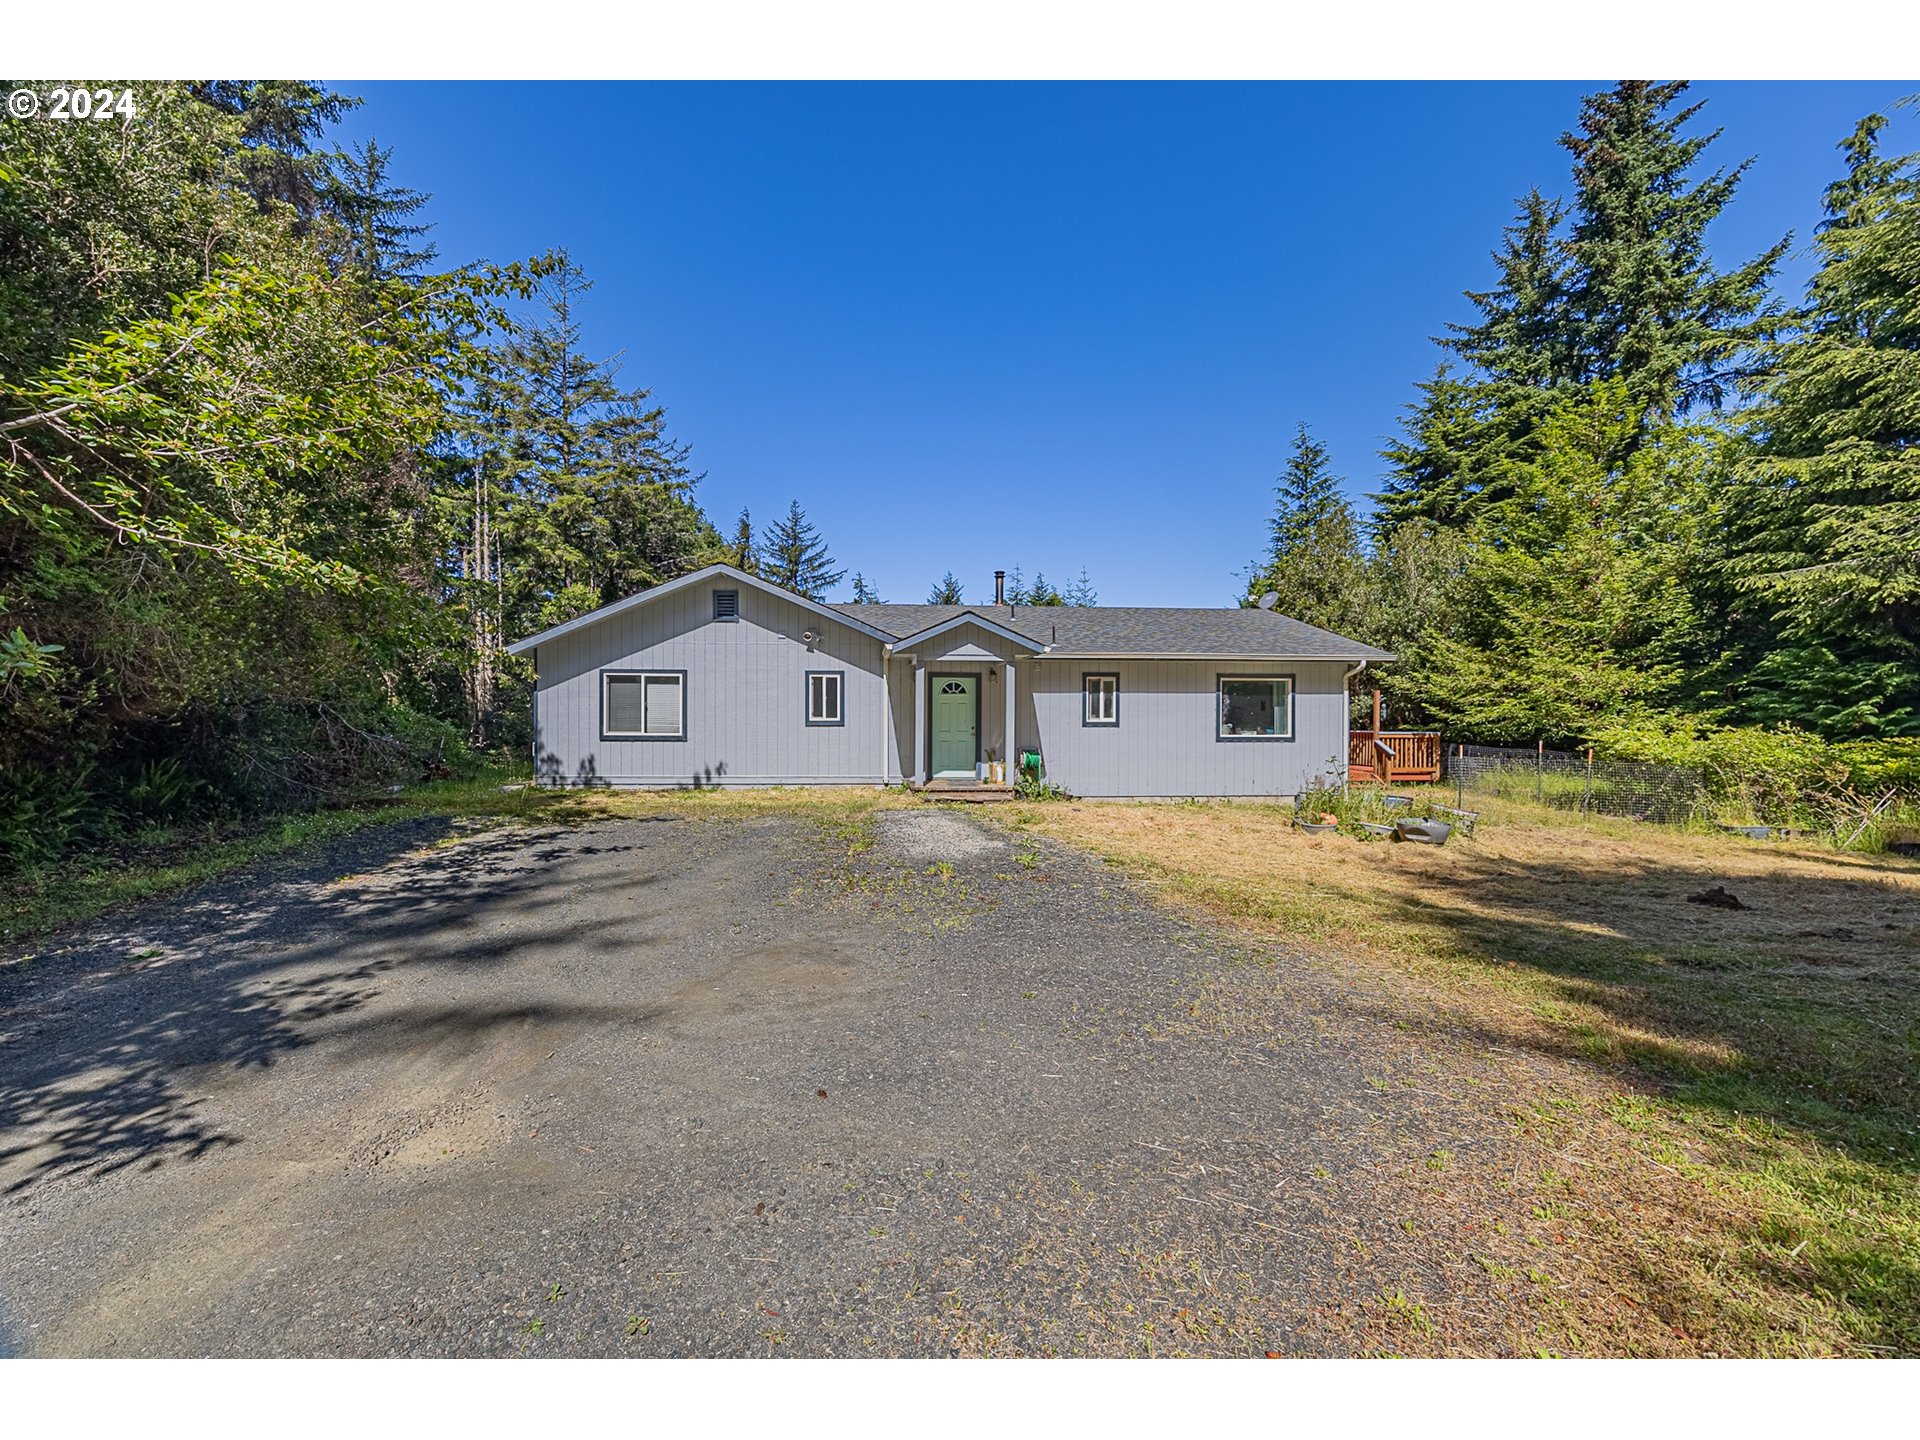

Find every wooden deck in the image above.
[1348,730,1442,784]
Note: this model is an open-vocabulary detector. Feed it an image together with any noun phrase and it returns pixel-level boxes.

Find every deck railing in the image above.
[1348,730,1442,783]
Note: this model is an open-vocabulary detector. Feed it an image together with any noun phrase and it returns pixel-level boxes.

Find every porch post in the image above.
[1003,656,1017,783]
[913,659,926,785]
[879,647,892,787]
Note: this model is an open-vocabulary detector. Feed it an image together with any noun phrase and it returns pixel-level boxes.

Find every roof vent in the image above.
[994,570,1006,605]
[714,589,740,620]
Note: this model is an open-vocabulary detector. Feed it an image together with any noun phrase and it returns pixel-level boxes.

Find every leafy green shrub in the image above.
[1838,738,1920,792]
[124,756,211,820]
[0,764,104,872]
[1591,720,1852,827]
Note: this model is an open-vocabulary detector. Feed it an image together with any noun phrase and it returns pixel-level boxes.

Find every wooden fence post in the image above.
[1536,738,1545,803]
[1584,747,1594,814]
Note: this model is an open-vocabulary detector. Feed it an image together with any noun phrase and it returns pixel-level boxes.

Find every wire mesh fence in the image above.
[1441,742,1705,825]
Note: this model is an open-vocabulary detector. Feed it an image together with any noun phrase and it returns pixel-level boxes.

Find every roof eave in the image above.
[1040,650,1396,663]
[886,610,1049,652]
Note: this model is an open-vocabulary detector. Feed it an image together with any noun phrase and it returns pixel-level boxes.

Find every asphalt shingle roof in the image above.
[827,603,1394,660]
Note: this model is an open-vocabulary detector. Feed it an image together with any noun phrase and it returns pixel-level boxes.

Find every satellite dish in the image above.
[1256,592,1278,611]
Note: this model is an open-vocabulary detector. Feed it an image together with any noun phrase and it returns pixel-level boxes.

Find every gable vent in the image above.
[713,589,740,621]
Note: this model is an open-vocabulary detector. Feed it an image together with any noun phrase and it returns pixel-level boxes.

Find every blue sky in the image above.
[332,81,1917,606]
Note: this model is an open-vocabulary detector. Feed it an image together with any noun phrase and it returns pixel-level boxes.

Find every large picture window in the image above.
[603,670,685,739]
[1217,675,1293,740]
[807,670,845,726]
[1083,673,1119,726]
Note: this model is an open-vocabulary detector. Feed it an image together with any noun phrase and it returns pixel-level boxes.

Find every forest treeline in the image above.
[0,80,1108,868]
[2,79,1915,871]
[1243,81,1919,782]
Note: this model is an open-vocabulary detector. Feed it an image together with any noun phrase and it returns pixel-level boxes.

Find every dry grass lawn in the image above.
[13,774,1915,1355]
[992,792,1920,1356]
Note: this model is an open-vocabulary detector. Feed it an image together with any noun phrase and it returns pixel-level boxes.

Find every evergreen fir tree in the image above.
[1413,384,1715,744]
[730,508,758,574]
[1027,574,1064,605]
[189,81,361,222]
[493,256,717,620]
[760,500,845,600]
[1380,83,1786,531]
[1444,188,1578,389]
[1247,425,1370,637]
[928,572,965,604]
[849,573,883,604]
[1728,114,1920,735]
[322,137,438,281]
[1560,80,1786,416]
[1064,568,1098,606]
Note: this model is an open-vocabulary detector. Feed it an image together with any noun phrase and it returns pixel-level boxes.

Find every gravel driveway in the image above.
[0,806,1546,1356]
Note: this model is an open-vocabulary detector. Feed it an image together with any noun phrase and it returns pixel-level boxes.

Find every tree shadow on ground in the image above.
[0,818,669,1197]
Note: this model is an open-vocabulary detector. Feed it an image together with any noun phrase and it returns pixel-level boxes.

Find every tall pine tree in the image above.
[760,501,845,599]
[1379,82,1785,532]
[492,255,718,626]
[322,137,438,281]
[1560,81,1786,417]
[927,572,965,604]
[1728,114,1920,736]
[1247,424,1369,636]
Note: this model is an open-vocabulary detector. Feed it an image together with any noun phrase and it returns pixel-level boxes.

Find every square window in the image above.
[1083,673,1119,726]
[603,671,684,739]
[1218,676,1292,739]
[807,670,844,726]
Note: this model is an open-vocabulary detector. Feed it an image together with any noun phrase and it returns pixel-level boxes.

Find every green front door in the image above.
[930,676,978,779]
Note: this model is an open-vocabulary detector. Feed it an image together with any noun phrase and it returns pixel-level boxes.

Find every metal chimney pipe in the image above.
[994,570,1005,605]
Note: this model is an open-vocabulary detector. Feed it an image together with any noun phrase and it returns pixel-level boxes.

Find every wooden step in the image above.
[914,782,1017,804]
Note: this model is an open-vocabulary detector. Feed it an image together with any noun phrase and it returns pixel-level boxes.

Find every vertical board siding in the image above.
[534,582,889,786]
[1025,659,1351,797]
[538,587,1353,796]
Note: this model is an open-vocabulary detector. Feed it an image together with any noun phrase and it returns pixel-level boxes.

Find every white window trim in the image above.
[806,669,845,727]
[1083,673,1119,726]
[602,669,686,740]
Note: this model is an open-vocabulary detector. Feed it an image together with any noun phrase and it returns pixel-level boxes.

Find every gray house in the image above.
[507,562,1393,798]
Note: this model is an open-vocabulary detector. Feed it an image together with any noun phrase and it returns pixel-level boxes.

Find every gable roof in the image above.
[504,562,895,656]
[829,603,1393,661]
[506,562,1394,662]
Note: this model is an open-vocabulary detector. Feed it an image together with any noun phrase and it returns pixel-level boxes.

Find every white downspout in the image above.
[1341,660,1368,793]
[880,645,892,788]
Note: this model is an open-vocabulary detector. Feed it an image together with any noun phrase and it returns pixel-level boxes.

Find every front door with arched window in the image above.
[930,675,978,780]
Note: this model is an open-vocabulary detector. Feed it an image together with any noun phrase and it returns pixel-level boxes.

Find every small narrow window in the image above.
[603,671,685,739]
[1083,673,1119,726]
[807,670,844,726]
[713,589,740,621]
[1217,675,1293,740]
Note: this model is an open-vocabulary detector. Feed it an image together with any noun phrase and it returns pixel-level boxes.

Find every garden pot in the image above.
[1297,820,1338,834]
[1393,819,1451,845]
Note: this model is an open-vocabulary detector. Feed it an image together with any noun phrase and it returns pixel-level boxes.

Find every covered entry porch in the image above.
[884,612,1040,793]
